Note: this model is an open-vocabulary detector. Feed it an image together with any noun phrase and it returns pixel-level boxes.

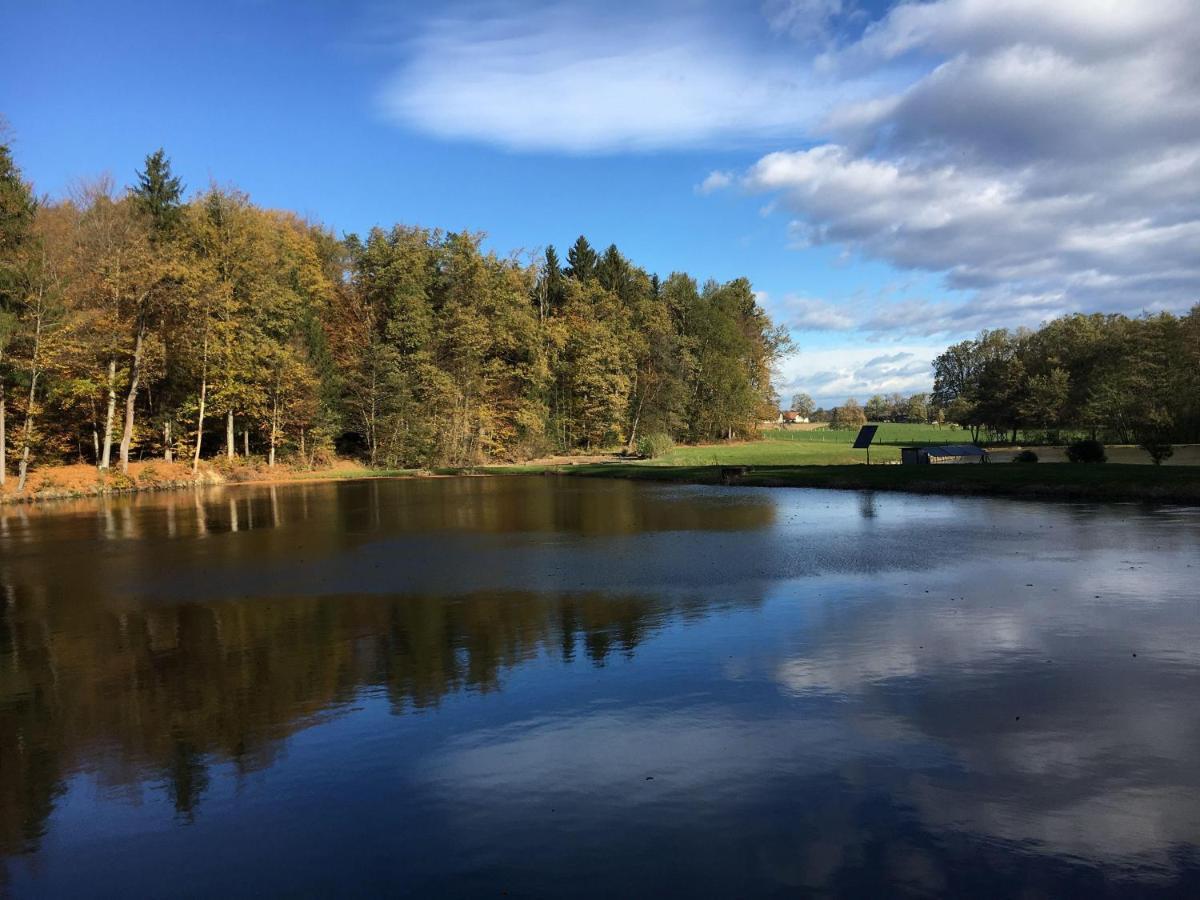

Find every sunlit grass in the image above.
[766,423,968,445]
[659,439,891,466]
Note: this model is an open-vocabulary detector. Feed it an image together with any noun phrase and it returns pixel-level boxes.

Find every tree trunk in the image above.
[99,359,116,469]
[192,332,209,474]
[17,294,45,493]
[163,420,172,463]
[118,323,146,474]
[0,385,6,488]
[268,396,278,467]
[17,372,40,493]
[17,443,30,492]
[226,409,235,459]
[192,380,207,473]
[242,428,249,458]
[367,370,378,467]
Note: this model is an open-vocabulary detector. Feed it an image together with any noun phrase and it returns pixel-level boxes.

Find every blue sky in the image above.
[4,0,1197,407]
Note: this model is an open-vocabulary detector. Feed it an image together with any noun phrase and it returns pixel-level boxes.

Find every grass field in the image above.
[654,424,1200,468]
[488,422,1200,503]
[659,439,893,466]
[658,423,960,466]
[767,423,962,445]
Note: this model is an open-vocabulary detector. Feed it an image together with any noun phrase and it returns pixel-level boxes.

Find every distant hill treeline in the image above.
[0,147,789,485]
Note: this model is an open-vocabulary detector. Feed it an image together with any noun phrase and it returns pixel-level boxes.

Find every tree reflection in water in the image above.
[0,584,758,855]
[2,477,1198,897]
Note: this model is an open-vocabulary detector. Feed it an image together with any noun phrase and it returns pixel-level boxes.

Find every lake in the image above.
[1,476,1198,897]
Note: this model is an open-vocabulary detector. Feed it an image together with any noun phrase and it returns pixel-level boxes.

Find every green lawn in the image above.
[658,439,891,466]
[655,423,958,466]
[652,426,1200,468]
[768,423,965,446]
[483,421,1200,503]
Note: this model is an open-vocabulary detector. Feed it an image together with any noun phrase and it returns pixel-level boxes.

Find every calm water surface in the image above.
[1,476,1198,897]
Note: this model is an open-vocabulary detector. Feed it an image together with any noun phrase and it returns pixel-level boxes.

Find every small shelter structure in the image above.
[901,444,989,465]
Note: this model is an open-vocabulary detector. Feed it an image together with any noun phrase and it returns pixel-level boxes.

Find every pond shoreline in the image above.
[0,460,429,507]
[485,462,1200,505]
[5,457,1200,507]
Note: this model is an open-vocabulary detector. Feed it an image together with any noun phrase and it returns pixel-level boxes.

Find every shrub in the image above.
[137,464,164,487]
[1013,449,1039,463]
[308,443,336,469]
[1139,439,1173,466]
[107,471,136,492]
[1066,439,1107,464]
[211,455,262,482]
[637,432,675,460]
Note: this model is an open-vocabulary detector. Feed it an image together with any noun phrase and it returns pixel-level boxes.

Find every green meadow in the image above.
[655,423,959,466]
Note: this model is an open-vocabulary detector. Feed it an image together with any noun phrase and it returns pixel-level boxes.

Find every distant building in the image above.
[781,411,809,424]
[901,445,989,465]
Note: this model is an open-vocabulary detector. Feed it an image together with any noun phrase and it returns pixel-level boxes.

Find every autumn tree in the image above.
[790,392,815,418]
[0,140,37,485]
[830,399,866,430]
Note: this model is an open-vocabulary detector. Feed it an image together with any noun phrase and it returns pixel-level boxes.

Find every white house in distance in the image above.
[762,410,811,428]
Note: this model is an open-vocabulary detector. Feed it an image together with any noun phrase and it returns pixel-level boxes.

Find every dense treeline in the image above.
[931,313,1200,445]
[790,314,1200,447]
[0,146,787,487]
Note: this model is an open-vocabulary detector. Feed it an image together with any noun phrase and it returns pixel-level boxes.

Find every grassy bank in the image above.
[7,429,1200,507]
[487,461,1200,504]
[684,425,1200,467]
[0,459,420,505]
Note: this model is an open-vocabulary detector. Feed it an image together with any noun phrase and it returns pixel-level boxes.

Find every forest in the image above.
[930,312,1200,445]
[0,146,789,488]
[796,313,1200,449]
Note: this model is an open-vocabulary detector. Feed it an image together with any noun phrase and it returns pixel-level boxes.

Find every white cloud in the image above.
[775,345,943,406]
[696,170,734,195]
[781,294,856,331]
[763,0,847,43]
[378,2,863,153]
[379,0,1200,335]
[712,0,1200,330]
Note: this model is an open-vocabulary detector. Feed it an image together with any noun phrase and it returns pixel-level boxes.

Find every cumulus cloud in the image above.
[733,0,1200,327]
[775,345,941,406]
[780,294,856,331]
[696,170,734,195]
[379,0,1199,336]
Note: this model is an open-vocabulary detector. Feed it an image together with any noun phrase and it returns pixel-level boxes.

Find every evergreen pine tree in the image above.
[565,235,597,282]
[131,148,184,235]
[542,245,566,313]
[0,142,36,255]
[597,243,625,293]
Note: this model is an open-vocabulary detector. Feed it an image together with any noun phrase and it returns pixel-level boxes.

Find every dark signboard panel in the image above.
[852,425,878,449]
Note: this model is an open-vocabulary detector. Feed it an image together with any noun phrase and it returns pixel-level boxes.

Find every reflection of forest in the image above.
[0,475,776,544]
[0,586,759,859]
[0,476,776,864]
